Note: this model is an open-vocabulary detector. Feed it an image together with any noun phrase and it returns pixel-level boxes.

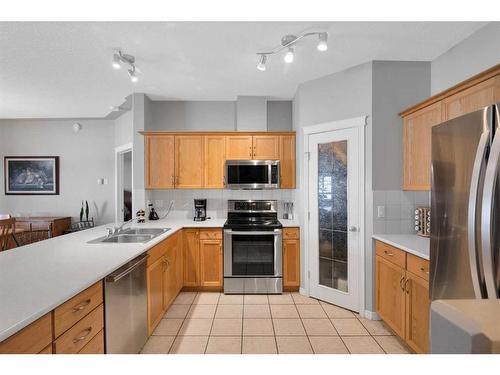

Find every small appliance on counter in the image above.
[414,207,430,237]
[147,201,159,220]
[194,199,207,221]
[282,201,294,220]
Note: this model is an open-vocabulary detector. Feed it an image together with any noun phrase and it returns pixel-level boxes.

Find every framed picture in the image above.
[4,156,59,195]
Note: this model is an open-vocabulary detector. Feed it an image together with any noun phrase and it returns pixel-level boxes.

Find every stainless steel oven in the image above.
[223,200,283,294]
[225,160,280,189]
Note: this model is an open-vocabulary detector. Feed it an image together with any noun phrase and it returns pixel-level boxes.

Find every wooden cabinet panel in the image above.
[147,257,165,335]
[53,281,103,338]
[183,229,200,287]
[163,248,177,310]
[0,313,52,354]
[78,329,104,354]
[39,344,53,354]
[280,135,296,188]
[375,241,406,269]
[204,135,225,188]
[200,239,223,287]
[403,102,442,191]
[175,233,183,293]
[252,135,280,159]
[199,229,223,240]
[283,238,300,289]
[145,135,175,189]
[175,135,204,188]
[226,135,253,160]
[283,227,299,240]
[407,253,430,282]
[54,304,103,354]
[405,272,430,354]
[375,255,406,338]
[443,76,500,121]
[147,237,170,267]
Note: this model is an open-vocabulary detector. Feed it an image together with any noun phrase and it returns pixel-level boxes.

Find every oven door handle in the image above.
[224,229,282,236]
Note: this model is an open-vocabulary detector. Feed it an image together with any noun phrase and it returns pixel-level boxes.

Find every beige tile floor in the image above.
[140,291,411,354]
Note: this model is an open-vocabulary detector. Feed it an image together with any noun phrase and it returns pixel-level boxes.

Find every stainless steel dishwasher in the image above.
[104,254,148,354]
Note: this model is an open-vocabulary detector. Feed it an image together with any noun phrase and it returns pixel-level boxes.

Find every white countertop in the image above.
[0,216,299,342]
[372,234,430,260]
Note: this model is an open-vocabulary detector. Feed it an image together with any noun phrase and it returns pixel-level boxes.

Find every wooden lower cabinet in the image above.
[0,313,52,354]
[183,229,200,287]
[200,239,223,287]
[375,240,430,353]
[147,256,165,334]
[78,329,105,354]
[283,227,300,290]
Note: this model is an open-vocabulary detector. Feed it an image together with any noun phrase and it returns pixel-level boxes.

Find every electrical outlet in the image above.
[377,205,386,218]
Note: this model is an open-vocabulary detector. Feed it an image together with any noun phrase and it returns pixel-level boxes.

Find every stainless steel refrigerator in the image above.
[430,103,500,300]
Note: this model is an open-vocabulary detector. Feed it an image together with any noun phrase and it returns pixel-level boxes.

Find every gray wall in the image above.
[114,109,133,147]
[431,22,500,94]
[372,61,431,190]
[267,101,293,131]
[0,119,115,224]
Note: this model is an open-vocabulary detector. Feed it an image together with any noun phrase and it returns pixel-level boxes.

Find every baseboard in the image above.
[299,287,308,296]
[363,310,380,320]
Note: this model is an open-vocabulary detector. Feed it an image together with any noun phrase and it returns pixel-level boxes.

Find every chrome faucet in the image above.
[106,217,138,237]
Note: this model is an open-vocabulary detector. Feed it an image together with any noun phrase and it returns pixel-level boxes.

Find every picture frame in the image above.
[4,156,60,195]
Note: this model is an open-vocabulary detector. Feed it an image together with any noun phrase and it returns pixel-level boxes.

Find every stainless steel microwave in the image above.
[224,160,280,189]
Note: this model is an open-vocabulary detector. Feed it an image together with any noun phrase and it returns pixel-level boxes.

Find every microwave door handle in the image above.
[481,106,500,299]
[468,130,489,298]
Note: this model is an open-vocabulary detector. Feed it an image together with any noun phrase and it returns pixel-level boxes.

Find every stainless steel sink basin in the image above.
[121,228,170,236]
[88,227,170,244]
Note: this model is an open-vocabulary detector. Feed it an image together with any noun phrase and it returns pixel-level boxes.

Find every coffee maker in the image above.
[194,199,207,221]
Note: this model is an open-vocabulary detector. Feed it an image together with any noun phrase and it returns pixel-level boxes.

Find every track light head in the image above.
[284,47,294,64]
[112,53,121,69]
[257,54,267,71]
[317,32,328,52]
[128,68,138,83]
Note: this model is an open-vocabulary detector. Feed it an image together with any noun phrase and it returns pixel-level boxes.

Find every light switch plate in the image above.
[377,205,386,218]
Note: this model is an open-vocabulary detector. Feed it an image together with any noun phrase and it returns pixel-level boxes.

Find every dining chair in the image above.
[0,217,16,251]
[14,223,53,246]
[69,218,95,232]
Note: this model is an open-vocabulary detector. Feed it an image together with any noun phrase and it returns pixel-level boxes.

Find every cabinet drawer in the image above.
[54,304,104,354]
[78,329,104,354]
[147,238,170,267]
[199,229,222,240]
[54,281,103,338]
[407,253,430,281]
[375,241,406,268]
[283,227,300,240]
[0,313,52,354]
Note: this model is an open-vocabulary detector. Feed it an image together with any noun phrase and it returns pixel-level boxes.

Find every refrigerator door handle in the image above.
[480,106,499,299]
[468,130,489,298]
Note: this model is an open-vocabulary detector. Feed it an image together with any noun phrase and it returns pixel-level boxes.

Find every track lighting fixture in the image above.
[255,31,328,71]
[284,47,294,63]
[111,50,140,82]
[257,54,267,71]
[317,32,328,51]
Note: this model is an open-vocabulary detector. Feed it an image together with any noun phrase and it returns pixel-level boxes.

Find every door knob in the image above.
[348,226,358,232]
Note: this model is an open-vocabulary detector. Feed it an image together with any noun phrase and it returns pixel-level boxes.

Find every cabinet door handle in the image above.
[384,250,394,256]
[420,267,429,275]
[72,299,91,313]
[399,275,405,291]
[404,278,410,294]
[73,327,92,344]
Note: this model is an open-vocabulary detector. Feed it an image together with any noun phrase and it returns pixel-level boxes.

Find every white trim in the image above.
[114,143,133,223]
[362,310,380,321]
[302,116,367,313]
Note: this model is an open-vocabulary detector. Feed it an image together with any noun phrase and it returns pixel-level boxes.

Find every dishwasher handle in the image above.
[106,254,148,283]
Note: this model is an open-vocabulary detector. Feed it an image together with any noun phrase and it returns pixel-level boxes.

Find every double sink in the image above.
[88,228,170,244]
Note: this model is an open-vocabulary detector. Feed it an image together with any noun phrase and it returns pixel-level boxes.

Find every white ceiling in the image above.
[0,22,487,119]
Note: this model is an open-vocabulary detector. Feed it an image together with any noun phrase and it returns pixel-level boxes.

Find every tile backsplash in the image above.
[146,189,295,219]
[373,190,431,235]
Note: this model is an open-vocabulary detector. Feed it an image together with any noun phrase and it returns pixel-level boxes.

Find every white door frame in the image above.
[115,143,133,223]
[302,116,366,314]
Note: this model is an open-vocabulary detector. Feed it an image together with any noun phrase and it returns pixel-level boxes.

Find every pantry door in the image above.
[307,123,363,312]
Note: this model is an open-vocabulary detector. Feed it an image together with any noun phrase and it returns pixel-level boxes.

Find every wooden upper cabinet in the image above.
[280,135,296,188]
[402,102,442,191]
[226,135,253,160]
[252,135,280,159]
[199,237,223,287]
[145,135,175,189]
[204,135,225,188]
[375,255,406,338]
[443,76,500,121]
[175,135,204,188]
[183,229,200,287]
[405,271,430,354]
